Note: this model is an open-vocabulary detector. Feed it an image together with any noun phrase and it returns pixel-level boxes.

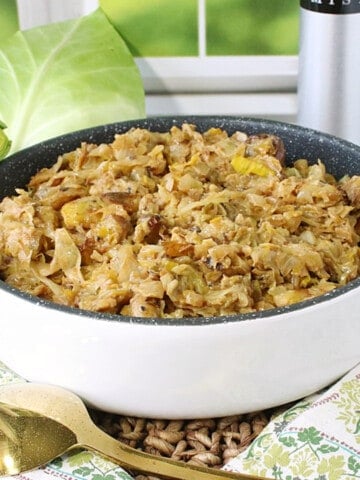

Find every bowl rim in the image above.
[3,114,360,163]
[1,275,360,326]
[1,115,360,326]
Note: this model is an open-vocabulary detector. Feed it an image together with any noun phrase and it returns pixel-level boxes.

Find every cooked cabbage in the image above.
[0,124,359,318]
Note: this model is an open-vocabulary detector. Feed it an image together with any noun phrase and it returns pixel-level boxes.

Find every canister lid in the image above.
[300,0,360,14]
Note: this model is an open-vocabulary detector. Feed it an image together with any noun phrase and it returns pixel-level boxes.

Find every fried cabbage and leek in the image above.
[0,124,359,318]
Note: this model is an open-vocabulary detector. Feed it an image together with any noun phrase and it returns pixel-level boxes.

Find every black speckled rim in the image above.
[1,115,360,326]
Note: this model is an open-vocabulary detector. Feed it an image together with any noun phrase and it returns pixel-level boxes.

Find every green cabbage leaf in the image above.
[0,8,145,159]
[0,121,11,158]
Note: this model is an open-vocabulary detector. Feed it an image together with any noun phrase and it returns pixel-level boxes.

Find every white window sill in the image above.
[136,56,298,94]
[145,92,298,124]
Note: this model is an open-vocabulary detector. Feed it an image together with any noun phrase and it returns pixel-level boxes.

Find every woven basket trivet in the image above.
[90,405,289,480]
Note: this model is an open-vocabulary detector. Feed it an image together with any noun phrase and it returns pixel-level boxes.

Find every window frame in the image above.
[16,0,299,94]
[15,0,299,121]
[15,0,98,29]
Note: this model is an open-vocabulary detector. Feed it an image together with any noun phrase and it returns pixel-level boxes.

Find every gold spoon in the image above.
[0,382,270,480]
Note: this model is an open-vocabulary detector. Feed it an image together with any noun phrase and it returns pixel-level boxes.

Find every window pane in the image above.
[0,0,18,42]
[206,0,299,55]
[100,0,198,56]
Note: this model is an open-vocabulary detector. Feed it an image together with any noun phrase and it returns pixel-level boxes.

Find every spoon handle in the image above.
[82,424,269,480]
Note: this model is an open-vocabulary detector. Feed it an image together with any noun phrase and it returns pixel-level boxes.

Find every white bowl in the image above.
[0,116,359,418]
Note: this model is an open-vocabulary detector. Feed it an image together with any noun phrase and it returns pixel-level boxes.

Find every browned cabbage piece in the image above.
[341,175,360,208]
[245,133,286,164]
[0,124,359,318]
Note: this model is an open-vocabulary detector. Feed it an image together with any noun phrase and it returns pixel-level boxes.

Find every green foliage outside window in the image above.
[100,0,299,57]
[206,0,299,55]
[100,0,198,56]
[1,0,299,56]
[0,0,18,42]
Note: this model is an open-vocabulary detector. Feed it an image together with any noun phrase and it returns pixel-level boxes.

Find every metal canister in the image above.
[298,0,360,144]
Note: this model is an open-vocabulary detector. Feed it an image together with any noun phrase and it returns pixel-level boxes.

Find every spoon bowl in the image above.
[0,402,76,475]
[0,382,268,480]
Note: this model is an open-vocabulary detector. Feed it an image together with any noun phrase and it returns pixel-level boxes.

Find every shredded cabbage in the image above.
[1,124,359,318]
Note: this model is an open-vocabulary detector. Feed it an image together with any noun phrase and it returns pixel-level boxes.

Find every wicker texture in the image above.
[90,408,283,479]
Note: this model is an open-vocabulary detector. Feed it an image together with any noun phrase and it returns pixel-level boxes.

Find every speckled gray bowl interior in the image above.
[1,116,360,325]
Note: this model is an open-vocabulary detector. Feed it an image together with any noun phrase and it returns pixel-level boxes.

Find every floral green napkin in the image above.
[1,361,359,480]
[223,363,360,480]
